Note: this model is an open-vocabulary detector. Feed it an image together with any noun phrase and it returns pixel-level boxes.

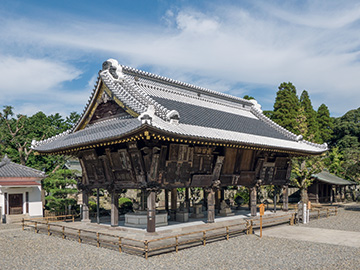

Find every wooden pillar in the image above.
[140,189,147,211]
[315,181,319,203]
[250,187,257,216]
[273,186,277,213]
[282,185,288,211]
[111,192,119,227]
[170,188,177,221]
[207,189,215,223]
[185,187,190,210]
[203,188,207,210]
[25,192,29,214]
[164,189,169,214]
[147,190,156,233]
[81,191,91,222]
[330,186,333,203]
[215,189,221,213]
[96,188,100,224]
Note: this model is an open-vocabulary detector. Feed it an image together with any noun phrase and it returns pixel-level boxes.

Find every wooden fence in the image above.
[21,208,335,258]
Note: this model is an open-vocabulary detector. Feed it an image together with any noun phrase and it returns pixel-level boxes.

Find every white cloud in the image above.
[1,1,360,116]
[0,56,81,97]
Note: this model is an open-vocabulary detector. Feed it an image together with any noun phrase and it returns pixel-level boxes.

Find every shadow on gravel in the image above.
[344,206,360,212]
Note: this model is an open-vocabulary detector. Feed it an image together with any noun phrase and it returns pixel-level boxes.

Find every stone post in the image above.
[207,188,215,223]
[111,192,119,227]
[81,191,91,223]
[250,186,257,216]
[147,190,156,233]
[282,185,288,211]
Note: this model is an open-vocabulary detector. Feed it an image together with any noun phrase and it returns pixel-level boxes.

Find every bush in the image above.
[119,197,133,213]
[234,188,249,205]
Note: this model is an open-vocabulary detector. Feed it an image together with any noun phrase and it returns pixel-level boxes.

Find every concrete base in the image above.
[219,209,235,217]
[176,211,189,222]
[125,212,168,228]
[191,204,204,218]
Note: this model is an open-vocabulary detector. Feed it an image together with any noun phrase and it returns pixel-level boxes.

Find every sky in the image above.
[0,0,360,118]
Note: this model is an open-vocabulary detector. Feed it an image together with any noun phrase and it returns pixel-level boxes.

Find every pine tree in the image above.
[317,104,333,144]
[300,90,320,143]
[271,82,300,134]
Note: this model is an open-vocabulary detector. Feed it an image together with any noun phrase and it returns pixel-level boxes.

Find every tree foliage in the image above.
[290,156,324,202]
[300,90,320,143]
[0,105,81,212]
[42,169,79,212]
[317,104,333,144]
[271,82,300,134]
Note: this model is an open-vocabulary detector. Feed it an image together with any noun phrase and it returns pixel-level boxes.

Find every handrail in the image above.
[21,208,336,259]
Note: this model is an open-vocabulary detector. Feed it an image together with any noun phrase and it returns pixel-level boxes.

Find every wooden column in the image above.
[164,189,169,214]
[203,188,207,210]
[315,182,319,203]
[147,190,156,233]
[250,187,257,216]
[111,192,119,227]
[25,192,29,214]
[273,186,277,213]
[330,186,333,203]
[96,188,100,224]
[207,189,215,223]
[81,191,91,222]
[282,185,288,211]
[215,189,221,213]
[170,188,177,221]
[4,193,7,215]
[185,187,190,210]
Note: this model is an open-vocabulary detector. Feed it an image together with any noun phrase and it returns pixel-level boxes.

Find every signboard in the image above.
[259,203,265,216]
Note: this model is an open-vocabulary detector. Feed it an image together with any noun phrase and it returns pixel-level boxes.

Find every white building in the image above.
[0,155,44,223]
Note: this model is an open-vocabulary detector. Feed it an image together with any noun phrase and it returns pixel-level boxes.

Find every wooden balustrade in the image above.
[20,208,337,259]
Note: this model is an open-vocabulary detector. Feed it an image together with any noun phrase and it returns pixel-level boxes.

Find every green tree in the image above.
[331,107,360,150]
[317,104,333,144]
[271,82,300,134]
[291,156,324,203]
[243,95,255,100]
[324,147,344,177]
[42,169,79,213]
[300,90,320,142]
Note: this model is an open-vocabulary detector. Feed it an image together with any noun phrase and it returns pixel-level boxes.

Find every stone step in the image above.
[5,214,29,224]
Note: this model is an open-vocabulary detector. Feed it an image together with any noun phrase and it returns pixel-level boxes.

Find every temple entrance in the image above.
[9,194,23,215]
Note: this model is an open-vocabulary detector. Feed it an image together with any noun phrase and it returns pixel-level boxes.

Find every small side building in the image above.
[0,155,45,223]
[308,170,356,203]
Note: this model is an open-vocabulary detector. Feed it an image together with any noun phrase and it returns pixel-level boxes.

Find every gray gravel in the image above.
[303,203,360,232]
[1,204,360,270]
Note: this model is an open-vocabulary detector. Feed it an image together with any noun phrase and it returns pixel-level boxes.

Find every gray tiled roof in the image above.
[313,171,356,185]
[0,155,45,178]
[32,59,328,154]
[34,116,142,152]
[151,97,292,141]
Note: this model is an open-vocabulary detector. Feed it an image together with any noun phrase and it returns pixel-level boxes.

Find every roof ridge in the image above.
[134,80,248,112]
[121,65,253,107]
[100,68,175,122]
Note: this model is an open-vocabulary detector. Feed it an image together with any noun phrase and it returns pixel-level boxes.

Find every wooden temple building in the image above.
[32,59,328,232]
[308,170,356,203]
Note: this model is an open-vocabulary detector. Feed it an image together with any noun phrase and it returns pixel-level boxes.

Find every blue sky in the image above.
[1,0,360,118]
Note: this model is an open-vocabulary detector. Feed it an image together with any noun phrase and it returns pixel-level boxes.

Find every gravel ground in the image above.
[303,203,360,232]
[1,204,360,270]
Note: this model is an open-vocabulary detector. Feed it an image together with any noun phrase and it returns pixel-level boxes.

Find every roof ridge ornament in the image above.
[138,105,155,124]
[166,110,180,125]
[102,59,125,81]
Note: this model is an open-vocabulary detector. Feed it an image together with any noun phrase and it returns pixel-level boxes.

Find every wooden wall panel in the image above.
[222,148,237,174]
